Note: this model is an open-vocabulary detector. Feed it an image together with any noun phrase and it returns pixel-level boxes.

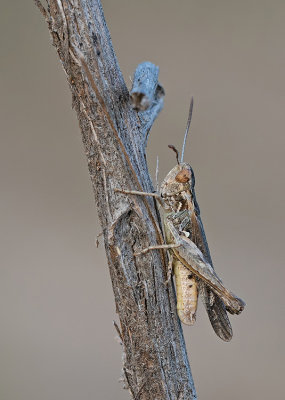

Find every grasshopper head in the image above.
[160,163,195,212]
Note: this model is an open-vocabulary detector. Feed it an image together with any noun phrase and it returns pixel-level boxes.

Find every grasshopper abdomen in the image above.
[174,259,198,325]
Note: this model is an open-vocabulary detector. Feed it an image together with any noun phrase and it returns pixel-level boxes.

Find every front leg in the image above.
[115,188,160,198]
[115,188,164,207]
[134,243,180,257]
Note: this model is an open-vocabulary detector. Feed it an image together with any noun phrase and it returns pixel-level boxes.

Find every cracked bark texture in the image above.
[35,1,197,399]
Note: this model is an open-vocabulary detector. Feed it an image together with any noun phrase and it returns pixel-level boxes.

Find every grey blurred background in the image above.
[1,1,284,399]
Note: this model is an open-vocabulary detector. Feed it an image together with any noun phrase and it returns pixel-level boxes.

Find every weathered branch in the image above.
[35,1,196,399]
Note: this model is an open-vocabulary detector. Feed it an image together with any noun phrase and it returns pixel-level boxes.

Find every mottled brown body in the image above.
[161,162,245,341]
[117,162,245,340]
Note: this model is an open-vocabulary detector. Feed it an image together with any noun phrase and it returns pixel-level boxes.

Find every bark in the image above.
[35,1,197,399]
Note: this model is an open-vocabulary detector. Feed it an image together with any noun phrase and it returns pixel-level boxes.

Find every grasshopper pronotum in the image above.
[117,98,245,341]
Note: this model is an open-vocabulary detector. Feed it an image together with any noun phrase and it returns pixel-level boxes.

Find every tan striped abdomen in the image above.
[174,258,198,325]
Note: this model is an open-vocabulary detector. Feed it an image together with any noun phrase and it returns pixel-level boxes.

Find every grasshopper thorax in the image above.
[160,163,195,212]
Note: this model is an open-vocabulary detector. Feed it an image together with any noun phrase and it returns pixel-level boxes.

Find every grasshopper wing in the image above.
[193,212,237,340]
[167,219,245,315]
[199,284,233,341]
[191,212,233,340]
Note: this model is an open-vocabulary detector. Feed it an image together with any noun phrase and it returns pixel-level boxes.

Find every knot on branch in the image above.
[130,62,165,144]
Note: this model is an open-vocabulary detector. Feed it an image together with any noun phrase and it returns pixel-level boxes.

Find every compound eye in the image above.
[175,169,190,183]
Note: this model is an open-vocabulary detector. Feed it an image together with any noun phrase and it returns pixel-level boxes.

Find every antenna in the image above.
[180,96,194,163]
[168,145,180,165]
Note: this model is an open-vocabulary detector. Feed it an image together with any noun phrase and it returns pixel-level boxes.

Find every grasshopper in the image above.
[117,98,245,341]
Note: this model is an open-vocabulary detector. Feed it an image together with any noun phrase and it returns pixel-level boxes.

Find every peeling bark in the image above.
[35,1,196,399]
